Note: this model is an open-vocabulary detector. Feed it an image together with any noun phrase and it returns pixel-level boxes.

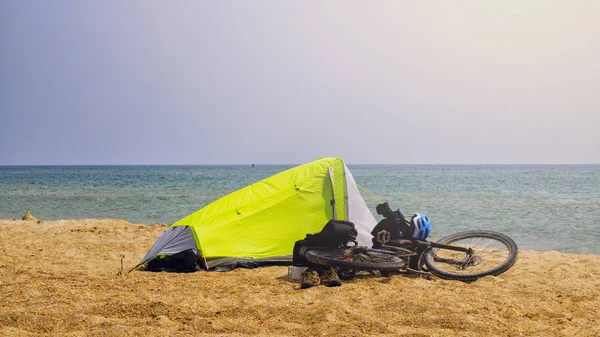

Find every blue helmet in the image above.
[411,213,432,240]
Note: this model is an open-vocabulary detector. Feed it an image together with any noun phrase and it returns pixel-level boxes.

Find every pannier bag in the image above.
[292,220,357,266]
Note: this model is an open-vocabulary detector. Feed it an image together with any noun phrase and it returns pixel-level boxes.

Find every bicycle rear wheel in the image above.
[423,230,518,281]
[304,247,407,272]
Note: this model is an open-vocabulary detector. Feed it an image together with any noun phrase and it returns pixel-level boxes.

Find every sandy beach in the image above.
[1,218,599,337]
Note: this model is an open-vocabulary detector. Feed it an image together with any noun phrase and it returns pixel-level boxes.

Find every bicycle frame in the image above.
[385,239,475,255]
[424,241,474,255]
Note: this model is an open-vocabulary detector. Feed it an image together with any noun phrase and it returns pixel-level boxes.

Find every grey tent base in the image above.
[207,255,293,271]
[135,254,294,273]
[137,226,294,272]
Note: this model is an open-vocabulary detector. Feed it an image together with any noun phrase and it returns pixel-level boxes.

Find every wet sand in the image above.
[1,218,599,336]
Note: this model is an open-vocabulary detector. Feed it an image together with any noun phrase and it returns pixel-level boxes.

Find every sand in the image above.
[1,218,599,336]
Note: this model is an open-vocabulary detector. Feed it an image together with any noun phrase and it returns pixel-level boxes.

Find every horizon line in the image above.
[1,163,599,166]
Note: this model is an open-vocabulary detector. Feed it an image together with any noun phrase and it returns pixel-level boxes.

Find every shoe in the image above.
[300,268,321,289]
[320,268,342,287]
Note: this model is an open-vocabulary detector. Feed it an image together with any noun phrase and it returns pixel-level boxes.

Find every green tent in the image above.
[137,157,376,271]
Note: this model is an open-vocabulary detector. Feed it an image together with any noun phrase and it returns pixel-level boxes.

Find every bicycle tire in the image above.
[423,230,518,281]
[304,248,406,271]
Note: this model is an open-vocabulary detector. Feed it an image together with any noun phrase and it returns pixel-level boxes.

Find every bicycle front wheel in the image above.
[305,248,406,272]
[423,230,518,281]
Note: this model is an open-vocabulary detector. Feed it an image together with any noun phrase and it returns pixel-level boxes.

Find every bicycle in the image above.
[300,207,519,282]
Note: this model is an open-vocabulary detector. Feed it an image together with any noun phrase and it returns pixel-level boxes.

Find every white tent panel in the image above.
[344,165,376,247]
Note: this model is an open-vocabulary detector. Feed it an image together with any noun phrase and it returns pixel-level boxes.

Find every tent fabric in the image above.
[206,256,294,271]
[344,165,376,247]
[140,226,196,263]
[138,157,377,271]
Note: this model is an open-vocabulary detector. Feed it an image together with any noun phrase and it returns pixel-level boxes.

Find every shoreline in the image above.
[1,218,599,336]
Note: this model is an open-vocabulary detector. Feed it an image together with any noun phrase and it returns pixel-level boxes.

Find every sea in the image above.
[1,165,599,255]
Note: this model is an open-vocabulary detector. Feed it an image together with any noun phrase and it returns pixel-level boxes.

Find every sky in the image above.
[0,1,598,165]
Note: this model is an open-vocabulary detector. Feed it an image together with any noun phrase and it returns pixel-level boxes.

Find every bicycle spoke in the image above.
[305,248,406,271]
[431,236,511,275]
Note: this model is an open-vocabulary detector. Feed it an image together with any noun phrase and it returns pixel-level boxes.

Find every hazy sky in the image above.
[1,1,598,165]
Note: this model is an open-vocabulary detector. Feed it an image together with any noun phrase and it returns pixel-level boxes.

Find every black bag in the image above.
[292,220,357,266]
[144,248,205,272]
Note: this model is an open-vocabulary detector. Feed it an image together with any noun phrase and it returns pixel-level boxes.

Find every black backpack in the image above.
[292,220,357,266]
